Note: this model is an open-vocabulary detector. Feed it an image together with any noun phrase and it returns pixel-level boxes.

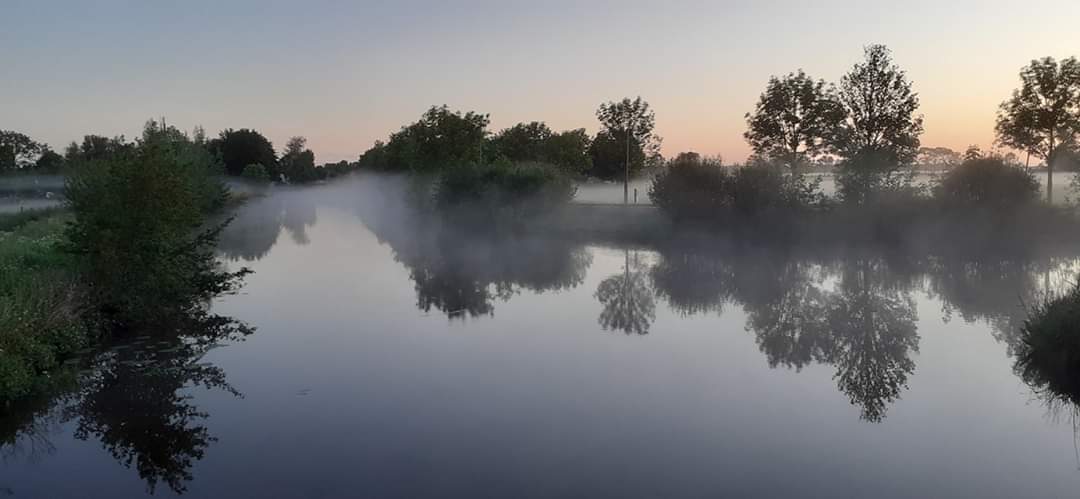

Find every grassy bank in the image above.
[0,209,93,404]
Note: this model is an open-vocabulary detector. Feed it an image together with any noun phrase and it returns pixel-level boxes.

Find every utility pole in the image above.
[624,117,630,205]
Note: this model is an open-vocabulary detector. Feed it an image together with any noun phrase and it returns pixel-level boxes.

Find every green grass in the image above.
[0,211,93,406]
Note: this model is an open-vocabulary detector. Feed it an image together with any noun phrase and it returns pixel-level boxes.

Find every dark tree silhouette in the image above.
[744,70,845,168]
[64,134,131,163]
[378,105,490,172]
[591,97,661,182]
[209,128,278,177]
[995,56,1080,202]
[279,136,318,183]
[834,45,924,164]
[0,130,44,171]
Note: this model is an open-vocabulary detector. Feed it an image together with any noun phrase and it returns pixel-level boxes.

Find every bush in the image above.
[649,155,821,221]
[241,163,271,182]
[936,157,1039,208]
[434,161,575,226]
[835,149,919,205]
[0,215,90,403]
[64,137,249,327]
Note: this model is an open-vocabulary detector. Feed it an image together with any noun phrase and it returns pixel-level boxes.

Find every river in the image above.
[3,173,1080,498]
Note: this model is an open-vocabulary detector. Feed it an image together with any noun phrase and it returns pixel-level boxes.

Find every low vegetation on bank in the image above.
[1,120,251,407]
[0,212,89,401]
[1015,283,1080,408]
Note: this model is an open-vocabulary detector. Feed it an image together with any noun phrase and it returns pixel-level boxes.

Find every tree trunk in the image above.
[1047,134,1055,204]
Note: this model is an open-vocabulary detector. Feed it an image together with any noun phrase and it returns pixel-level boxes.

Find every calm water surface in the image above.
[5,175,1080,498]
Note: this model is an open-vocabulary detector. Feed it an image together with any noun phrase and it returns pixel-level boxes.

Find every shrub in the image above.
[649,155,822,221]
[241,163,271,182]
[434,161,575,225]
[835,149,918,205]
[936,157,1039,208]
[64,137,249,327]
[0,215,90,403]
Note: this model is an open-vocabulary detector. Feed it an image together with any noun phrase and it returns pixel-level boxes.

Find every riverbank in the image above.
[0,209,92,405]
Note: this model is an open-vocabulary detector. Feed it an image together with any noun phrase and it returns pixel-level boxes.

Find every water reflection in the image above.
[644,240,1080,422]
[214,179,1080,424]
[218,188,318,261]
[595,249,656,335]
[1,315,249,494]
[823,261,919,422]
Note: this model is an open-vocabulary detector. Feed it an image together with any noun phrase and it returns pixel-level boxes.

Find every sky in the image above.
[3,0,1080,164]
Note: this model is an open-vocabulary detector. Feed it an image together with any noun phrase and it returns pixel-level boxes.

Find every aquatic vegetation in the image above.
[1014,282,1080,408]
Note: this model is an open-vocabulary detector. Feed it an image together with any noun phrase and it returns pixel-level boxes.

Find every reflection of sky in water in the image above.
[5,177,1080,498]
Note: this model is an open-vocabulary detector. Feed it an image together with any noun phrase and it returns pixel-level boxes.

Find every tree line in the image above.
[3,44,1078,199]
[0,123,360,184]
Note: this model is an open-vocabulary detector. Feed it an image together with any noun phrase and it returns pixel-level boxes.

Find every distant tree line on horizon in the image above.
[0,124,360,184]
[3,44,1079,199]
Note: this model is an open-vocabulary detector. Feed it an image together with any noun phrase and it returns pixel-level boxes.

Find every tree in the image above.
[381,105,490,171]
[34,147,65,172]
[208,129,277,177]
[834,45,924,164]
[589,130,646,180]
[486,123,592,173]
[279,136,318,183]
[744,71,845,168]
[64,135,131,164]
[916,147,962,170]
[486,121,553,163]
[995,56,1080,202]
[0,130,45,171]
[593,97,662,197]
[544,128,592,173]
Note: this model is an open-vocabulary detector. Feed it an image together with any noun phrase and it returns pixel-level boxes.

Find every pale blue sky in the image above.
[3,0,1079,162]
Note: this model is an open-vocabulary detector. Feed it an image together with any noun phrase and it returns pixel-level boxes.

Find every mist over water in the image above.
[574,171,1080,205]
[5,174,1080,498]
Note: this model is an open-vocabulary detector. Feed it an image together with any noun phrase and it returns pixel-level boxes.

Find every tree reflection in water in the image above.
[823,260,919,422]
[1,314,250,494]
[218,188,319,262]
[596,249,656,335]
[650,243,921,422]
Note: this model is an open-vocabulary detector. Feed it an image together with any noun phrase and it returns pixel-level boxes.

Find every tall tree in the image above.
[34,147,65,172]
[834,45,924,164]
[543,128,592,173]
[279,136,318,183]
[486,121,553,163]
[915,147,962,170]
[744,70,845,168]
[995,56,1080,202]
[64,135,131,164]
[208,129,277,177]
[593,97,661,198]
[486,122,592,173]
[0,130,44,171]
[382,105,490,171]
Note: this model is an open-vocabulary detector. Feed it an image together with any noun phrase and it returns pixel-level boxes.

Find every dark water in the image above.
[5,175,1080,498]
